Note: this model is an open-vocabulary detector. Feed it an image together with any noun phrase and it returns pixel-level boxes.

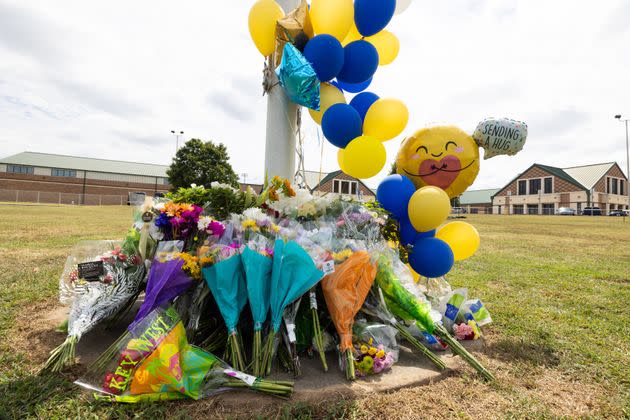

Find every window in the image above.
[513,205,524,214]
[529,178,541,195]
[606,177,611,194]
[621,180,625,196]
[333,179,358,195]
[51,168,76,178]
[7,164,34,174]
[527,204,539,215]
[518,180,527,195]
[542,203,555,215]
[544,177,553,194]
[612,178,619,195]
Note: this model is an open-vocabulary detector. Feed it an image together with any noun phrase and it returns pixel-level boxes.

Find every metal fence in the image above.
[0,189,128,206]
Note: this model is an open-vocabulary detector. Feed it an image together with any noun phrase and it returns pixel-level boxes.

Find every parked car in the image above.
[581,207,602,216]
[154,192,165,198]
[609,210,629,217]
[555,207,576,216]
[451,207,467,215]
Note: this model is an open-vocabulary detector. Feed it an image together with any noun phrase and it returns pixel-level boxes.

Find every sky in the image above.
[1,0,629,189]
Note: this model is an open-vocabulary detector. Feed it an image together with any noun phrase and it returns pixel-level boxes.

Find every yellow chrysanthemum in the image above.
[376,350,385,359]
[368,347,377,356]
[360,345,369,354]
[242,219,259,231]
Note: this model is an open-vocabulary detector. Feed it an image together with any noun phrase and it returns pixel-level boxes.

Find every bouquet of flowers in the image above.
[44,240,146,372]
[201,225,248,371]
[241,232,275,376]
[374,249,494,381]
[361,285,447,371]
[153,201,204,245]
[352,322,398,377]
[261,239,324,376]
[79,307,293,402]
[321,251,376,380]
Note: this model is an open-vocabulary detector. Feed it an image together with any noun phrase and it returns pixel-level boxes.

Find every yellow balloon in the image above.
[310,0,354,42]
[363,99,409,141]
[342,22,362,46]
[436,222,480,261]
[408,186,451,232]
[366,31,400,65]
[248,0,285,57]
[309,83,346,125]
[337,148,348,173]
[341,136,386,179]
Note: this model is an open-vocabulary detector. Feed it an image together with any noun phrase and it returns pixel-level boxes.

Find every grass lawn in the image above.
[0,204,629,418]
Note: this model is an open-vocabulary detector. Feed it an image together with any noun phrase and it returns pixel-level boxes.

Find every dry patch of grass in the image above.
[1,208,629,418]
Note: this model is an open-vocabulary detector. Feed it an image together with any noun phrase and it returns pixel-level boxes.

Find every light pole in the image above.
[614,115,630,213]
[264,0,301,181]
[171,130,184,154]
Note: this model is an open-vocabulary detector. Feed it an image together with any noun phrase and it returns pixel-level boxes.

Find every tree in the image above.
[167,139,239,191]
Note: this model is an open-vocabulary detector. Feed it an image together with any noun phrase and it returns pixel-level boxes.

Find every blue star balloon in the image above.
[276,43,321,110]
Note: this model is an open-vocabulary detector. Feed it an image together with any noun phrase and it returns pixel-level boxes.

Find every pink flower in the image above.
[208,221,225,237]
[453,323,475,340]
[103,274,113,284]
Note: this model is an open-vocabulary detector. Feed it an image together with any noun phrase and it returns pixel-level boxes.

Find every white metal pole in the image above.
[264,0,301,181]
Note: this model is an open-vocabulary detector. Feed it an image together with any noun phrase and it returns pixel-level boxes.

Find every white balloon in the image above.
[394,0,412,15]
[473,118,529,160]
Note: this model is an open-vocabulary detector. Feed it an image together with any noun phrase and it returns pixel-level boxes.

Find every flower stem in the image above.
[394,323,446,370]
[229,332,246,372]
[345,349,355,381]
[252,329,262,376]
[42,335,78,373]
[433,324,494,381]
[311,308,328,372]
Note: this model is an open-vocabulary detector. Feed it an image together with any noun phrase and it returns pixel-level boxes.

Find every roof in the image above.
[460,188,501,205]
[493,161,627,198]
[0,152,169,178]
[301,170,329,190]
[311,170,376,196]
[536,164,587,190]
[563,162,618,190]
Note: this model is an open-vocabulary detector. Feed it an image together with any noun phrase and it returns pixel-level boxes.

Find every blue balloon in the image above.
[377,174,416,219]
[408,238,454,278]
[350,92,380,121]
[417,229,437,238]
[303,34,345,82]
[399,217,418,245]
[337,40,379,84]
[337,77,372,93]
[321,103,363,149]
[399,217,436,246]
[355,0,397,37]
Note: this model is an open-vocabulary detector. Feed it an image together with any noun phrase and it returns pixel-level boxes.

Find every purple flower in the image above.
[155,212,171,228]
[170,216,185,228]
[208,221,225,237]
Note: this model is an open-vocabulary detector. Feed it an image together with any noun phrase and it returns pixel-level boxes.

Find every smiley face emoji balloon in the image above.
[396,125,480,198]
